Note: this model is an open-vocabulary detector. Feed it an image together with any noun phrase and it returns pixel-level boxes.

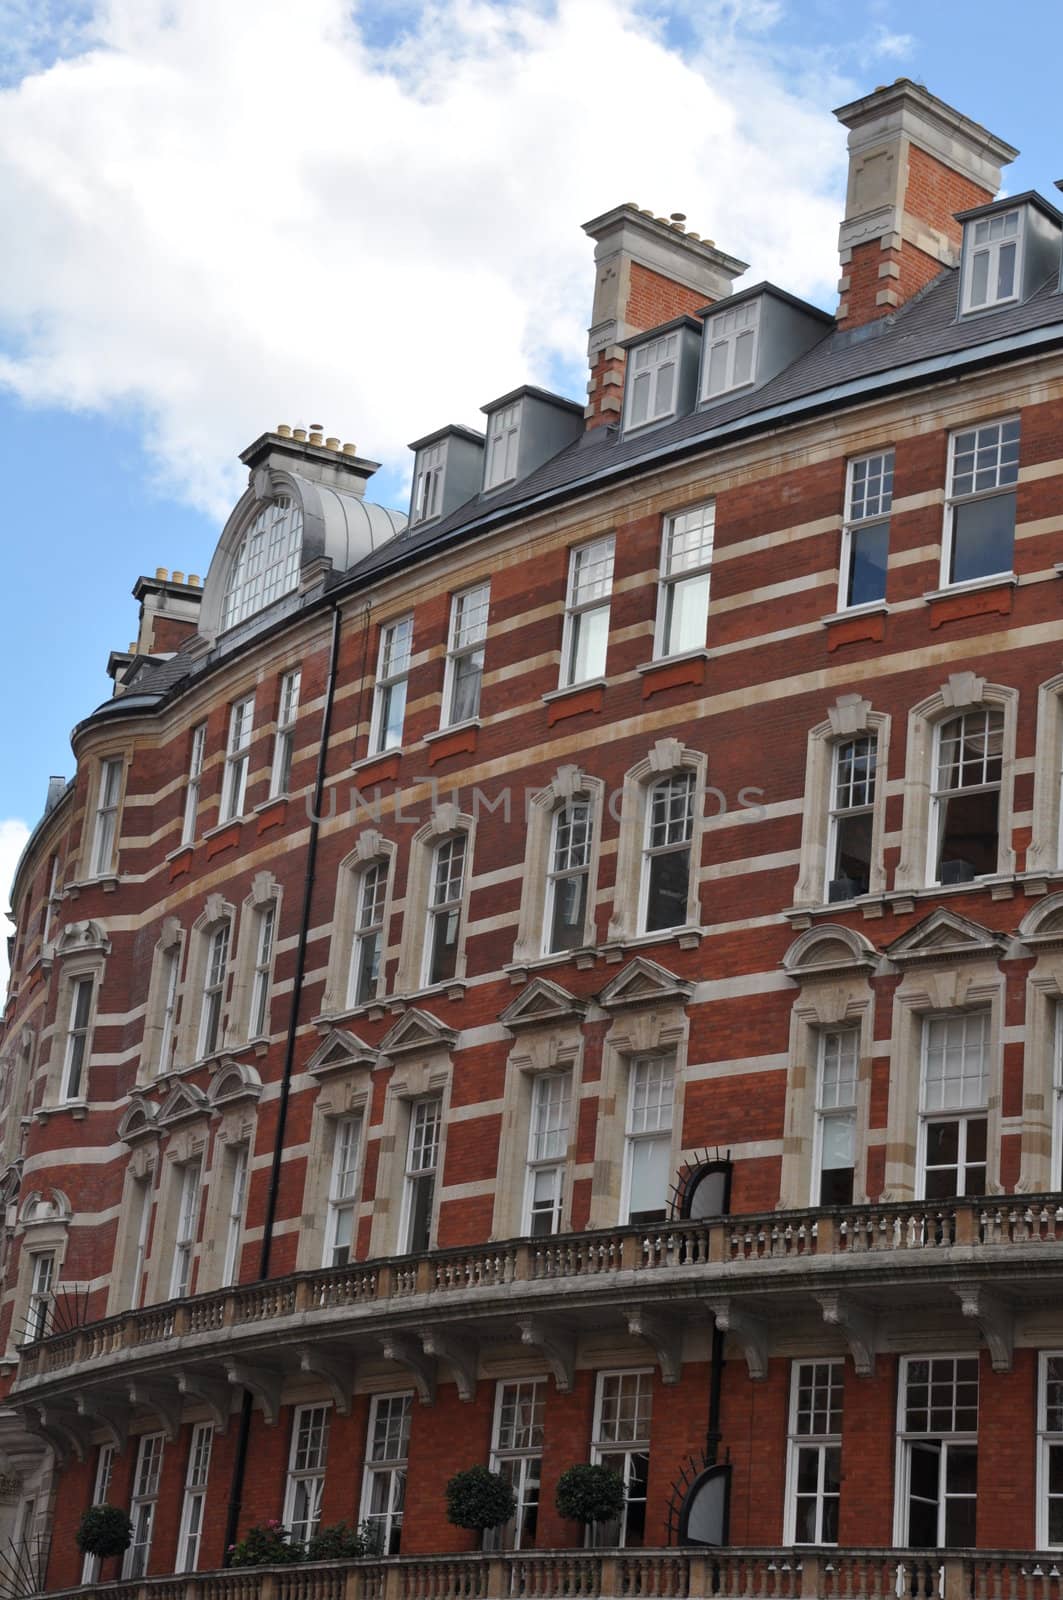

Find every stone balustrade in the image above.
[32,1548,1063,1600]
[16,1196,1063,1388]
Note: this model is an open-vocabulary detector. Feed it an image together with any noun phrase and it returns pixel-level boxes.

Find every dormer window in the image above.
[222,497,303,631]
[702,298,760,399]
[962,208,1022,313]
[484,403,521,490]
[412,443,446,526]
[625,333,678,430]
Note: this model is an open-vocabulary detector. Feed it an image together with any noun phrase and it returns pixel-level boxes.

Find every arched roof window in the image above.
[222,496,303,630]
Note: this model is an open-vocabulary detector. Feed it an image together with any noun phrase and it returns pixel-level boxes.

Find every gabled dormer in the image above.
[480,386,583,495]
[697,284,832,407]
[408,425,485,528]
[620,316,703,435]
[956,192,1063,317]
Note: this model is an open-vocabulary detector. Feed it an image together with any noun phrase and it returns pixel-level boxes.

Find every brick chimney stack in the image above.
[834,79,1018,330]
[582,205,748,429]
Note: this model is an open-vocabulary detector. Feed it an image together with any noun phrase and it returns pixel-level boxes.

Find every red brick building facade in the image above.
[4,78,1063,1598]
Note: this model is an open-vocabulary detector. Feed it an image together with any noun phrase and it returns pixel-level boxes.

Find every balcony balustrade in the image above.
[32,1549,1063,1600]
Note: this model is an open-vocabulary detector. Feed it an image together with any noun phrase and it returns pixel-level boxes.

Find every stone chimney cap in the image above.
[582,202,749,278]
[833,79,1018,167]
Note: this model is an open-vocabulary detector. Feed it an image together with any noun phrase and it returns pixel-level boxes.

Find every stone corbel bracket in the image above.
[421,1329,477,1402]
[297,1344,354,1415]
[127,1379,181,1441]
[379,1335,436,1405]
[955,1284,1013,1373]
[225,1360,283,1426]
[817,1292,878,1378]
[627,1306,684,1385]
[21,1403,86,1464]
[177,1370,233,1434]
[518,1317,575,1393]
[76,1391,128,1453]
[707,1299,768,1380]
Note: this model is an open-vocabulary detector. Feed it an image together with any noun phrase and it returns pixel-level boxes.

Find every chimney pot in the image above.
[172,571,185,584]
[276,423,292,437]
[155,567,168,580]
[341,442,358,456]
[325,436,340,451]
[293,427,307,442]
[189,574,201,587]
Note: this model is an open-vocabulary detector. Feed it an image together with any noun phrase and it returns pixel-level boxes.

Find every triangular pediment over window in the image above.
[117,1095,160,1144]
[207,1058,264,1106]
[378,1008,457,1058]
[306,1029,379,1079]
[500,978,588,1032]
[886,908,1006,965]
[597,956,693,1011]
[156,1081,210,1128]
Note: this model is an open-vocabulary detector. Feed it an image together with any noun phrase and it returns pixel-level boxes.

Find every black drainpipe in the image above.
[223,601,347,1559]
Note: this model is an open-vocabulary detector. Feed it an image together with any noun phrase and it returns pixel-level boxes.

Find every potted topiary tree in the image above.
[228,1519,304,1567]
[555,1464,626,1542]
[305,1521,377,1561]
[75,1504,133,1562]
[445,1465,517,1537]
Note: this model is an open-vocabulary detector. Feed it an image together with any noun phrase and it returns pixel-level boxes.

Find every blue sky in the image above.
[1,0,1060,948]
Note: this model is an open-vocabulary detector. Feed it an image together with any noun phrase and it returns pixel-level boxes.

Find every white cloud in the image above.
[0,0,849,518]
[0,819,31,997]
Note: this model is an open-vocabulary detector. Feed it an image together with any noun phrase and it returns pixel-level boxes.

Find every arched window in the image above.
[222,497,303,630]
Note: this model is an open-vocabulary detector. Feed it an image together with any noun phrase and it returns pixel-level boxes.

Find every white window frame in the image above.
[701,297,760,400]
[638,771,696,934]
[825,735,878,901]
[248,903,276,1041]
[784,1360,843,1545]
[283,1403,331,1546]
[61,975,94,1102]
[221,696,254,822]
[176,1421,213,1572]
[917,1013,989,1201]
[324,1115,363,1267]
[961,209,1024,315]
[182,723,206,845]
[941,418,1020,589]
[654,503,714,660]
[1054,1003,1063,1193]
[1038,1352,1063,1549]
[484,403,521,491]
[25,1251,55,1343]
[222,496,303,631]
[156,945,181,1077]
[347,861,388,1008]
[490,1379,546,1550]
[169,1160,202,1299]
[400,1098,441,1255]
[811,1029,859,1206]
[91,758,123,877]
[442,584,490,727]
[590,1369,653,1548]
[221,1144,249,1288]
[893,1355,979,1549]
[543,801,593,956]
[926,708,1005,887]
[422,836,466,989]
[123,1433,164,1579]
[560,537,615,688]
[622,1057,675,1225]
[412,442,446,525]
[360,1392,412,1555]
[370,616,413,754]
[270,669,301,797]
[41,854,60,947]
[624,332,680,432]
[128,1173,153,1310]
[82,1444,115,1583]
[197,921,230,1059]
[523,1073,571,1236]
[839,451,893,611]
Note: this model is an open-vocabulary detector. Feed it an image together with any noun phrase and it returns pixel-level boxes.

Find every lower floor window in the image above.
[591,1369,653,1547]
[1039,1353,1063,1548]
[284,1404,330,1546]
[786,1360,842,1544]
[362,1392,412,1554]
[176,1422,213,1571]
[123,1433,164,1579]
[897,1356,978,1548]
[922,1115,987,1198]
[490,1379,545,1550]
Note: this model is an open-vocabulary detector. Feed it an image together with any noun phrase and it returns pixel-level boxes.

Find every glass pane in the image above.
[645,849,690,932]
[548,873,587,953]
[379,679,407,750]
[450,650,484,722]
[821,1113,855,1171]
[707,342,728,395]
[848,522,889,607]
[937,790,1000,881]
[571,606,610,682]
[970,251,989,306]
[833,812,873,895]
[819,1165,854,1205]
[996,241,1016,300]
[733,329,755,386]
[950,492,1016,583]
[628,1135,671,1221]
[428,909,460,985]
[663,572,711,656]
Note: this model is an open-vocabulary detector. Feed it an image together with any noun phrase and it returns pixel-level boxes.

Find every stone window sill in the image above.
[424,718,481,745]
[820,603,889,628]
[923,573,1017,604]
[635,649,710,675]
[35,1100,88,1123]
[542,679,606,704]
[601,926,703,961]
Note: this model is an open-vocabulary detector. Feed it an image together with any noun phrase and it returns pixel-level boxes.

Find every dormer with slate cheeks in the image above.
[620,316,703,436]
[407,425,485,528]
[697,285,833,407]
[956,193,1063,318]
[480,386,584,495]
